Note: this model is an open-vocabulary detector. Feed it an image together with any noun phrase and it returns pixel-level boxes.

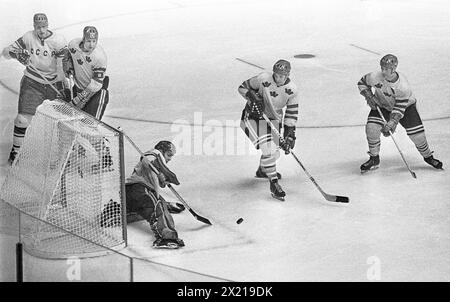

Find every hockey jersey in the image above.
[7,30,66,84]
[239,71,299,127]
[126,150,179,198]
[358,71,416,118]
[68,38,107,93]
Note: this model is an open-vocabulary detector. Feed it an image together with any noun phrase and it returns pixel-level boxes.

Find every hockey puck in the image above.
[236,218,244,224]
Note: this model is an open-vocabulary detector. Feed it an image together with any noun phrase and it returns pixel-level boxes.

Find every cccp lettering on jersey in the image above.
[30,48,56,57]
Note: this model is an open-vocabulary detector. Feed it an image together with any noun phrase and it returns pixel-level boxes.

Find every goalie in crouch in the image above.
[125,141,186,249]
[238,59,299,201]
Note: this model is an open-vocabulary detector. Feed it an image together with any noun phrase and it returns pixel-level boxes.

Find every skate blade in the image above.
[271,193,285,201]
[360,165,379,174]
[153,245,180,250]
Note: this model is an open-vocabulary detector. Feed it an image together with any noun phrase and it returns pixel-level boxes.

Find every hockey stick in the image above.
[376,106,417,179]
[261,113,349,203]
[117,127,212,225]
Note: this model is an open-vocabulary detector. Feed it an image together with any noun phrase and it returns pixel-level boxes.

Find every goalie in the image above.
[238,59,299,201]
[125,140,186,249]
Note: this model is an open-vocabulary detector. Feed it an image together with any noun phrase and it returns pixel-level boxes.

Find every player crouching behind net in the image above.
[62,26,109,120]
[61,26,112,171]
[125,141,186,249]
[238,59,299,201]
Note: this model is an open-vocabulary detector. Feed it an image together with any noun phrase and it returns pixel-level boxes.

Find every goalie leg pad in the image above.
[125,184,179,240]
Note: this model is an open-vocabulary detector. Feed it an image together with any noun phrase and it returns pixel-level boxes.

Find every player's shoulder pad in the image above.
[21,30,35,43]
[365,71,383,85]
[92,46,107,67]
[68,38,82,50]
[49,32,68,49]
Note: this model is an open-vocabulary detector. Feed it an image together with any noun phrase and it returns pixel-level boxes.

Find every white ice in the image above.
[0,0,449,281]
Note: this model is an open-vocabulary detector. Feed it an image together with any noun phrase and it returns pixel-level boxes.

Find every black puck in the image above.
[236,218,243,224]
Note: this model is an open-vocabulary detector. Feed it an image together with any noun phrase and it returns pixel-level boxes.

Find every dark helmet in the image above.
[33,13,48,27]
[380,54,398,69]
[273,59,291,75]
[154,140,176,154]
[83,26,99,41]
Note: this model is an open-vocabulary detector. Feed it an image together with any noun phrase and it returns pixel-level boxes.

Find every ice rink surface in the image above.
[0,0,449,281]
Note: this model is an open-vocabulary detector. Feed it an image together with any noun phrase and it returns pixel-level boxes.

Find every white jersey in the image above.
[239,71,299,127]
[7,30,66,84]
[358,71,416,118]
[68,38,107,93]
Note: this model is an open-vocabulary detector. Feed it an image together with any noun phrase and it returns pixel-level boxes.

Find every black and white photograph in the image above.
[0,0,449,285]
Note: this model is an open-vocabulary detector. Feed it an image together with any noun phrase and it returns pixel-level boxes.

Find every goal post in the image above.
[1,99,127,259]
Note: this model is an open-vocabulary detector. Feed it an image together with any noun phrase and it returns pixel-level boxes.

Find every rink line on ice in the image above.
[348,44,381,55]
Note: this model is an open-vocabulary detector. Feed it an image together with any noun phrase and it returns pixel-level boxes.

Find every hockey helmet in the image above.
[273,59,291,76]
[33,13,48,27]
[380,54,398,69]
[155,141,176,155]
[83,26,99,41]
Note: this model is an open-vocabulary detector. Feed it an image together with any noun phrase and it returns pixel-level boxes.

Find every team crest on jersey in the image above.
[374,83,383,89]
[383,88,395,98]
[270,91,278,98]
[77,59,83,65]
[262,81,271,88]
[86,56,92,63]
[70,48,76,54]
[285,88,293,95]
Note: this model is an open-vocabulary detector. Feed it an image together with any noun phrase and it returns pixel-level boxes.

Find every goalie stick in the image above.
[118,127,212,225]
[376,106,417,179]
[260,88,349,203]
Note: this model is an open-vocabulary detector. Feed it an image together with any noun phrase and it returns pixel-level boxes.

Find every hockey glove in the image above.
[157,172,167,188]
[382,112,402,137]
[62,59,74,78]
[281,125,296,154]
[10,49,30,66]
[166,202,185,214]
[71,90,89,109]
[360,89,377,110]
[245,89,264,119]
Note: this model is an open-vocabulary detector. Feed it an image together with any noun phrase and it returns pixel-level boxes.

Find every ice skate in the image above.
[360,154,380,173]
[153,238,185,249]
[424,155,443,170]
[270,179,285,201]
[255,166,282,179]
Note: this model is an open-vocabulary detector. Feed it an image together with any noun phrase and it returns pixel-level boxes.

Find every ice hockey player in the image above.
[62,26,109,120]
[125,141,186,249]
[61,26,112,170]
[238,59,299,201]
[358,54,443,172]
[1,13,67,165]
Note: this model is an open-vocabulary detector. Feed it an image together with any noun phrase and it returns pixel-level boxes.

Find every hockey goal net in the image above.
[1,100,127,258]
